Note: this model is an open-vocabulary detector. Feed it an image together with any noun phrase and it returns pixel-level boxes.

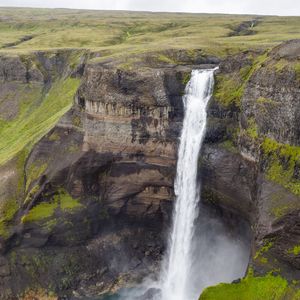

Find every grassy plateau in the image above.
[0,7,299,58]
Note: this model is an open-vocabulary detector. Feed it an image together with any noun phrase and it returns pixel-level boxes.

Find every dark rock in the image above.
[134,288,161,300]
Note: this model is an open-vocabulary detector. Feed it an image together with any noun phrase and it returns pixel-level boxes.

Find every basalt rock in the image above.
[0,51,219,299]
[201,39,300,286]
[1,39,300,299]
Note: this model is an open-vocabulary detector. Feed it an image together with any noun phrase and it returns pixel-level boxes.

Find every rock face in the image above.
[0,39,299,299]
[0,49,219,299]
[201,39,300,286]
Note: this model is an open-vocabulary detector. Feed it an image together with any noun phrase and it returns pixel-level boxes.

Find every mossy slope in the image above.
[200,273,300,300]
[0,78,80,166]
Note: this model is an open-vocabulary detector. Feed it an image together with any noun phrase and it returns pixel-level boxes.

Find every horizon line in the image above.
[0,5,299,17]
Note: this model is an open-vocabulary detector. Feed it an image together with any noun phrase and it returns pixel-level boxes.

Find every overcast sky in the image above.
[0,0,299,16]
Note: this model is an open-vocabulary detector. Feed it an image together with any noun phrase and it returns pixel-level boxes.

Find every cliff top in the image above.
[0,7,299,59]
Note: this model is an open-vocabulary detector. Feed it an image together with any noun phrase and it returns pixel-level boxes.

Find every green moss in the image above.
[16,147,30,193]
[72,115,81,127]
[66,143,80,153]
[213,74,243,107]
[254,240,274,266]
[261,138,279,153]
[22,189,83,223]
[22,201,58,223]
[55,190,83,211]
[200,273,291,300]
[26,161,48,190]
[48,132,60,142]
[182,73,191,85]
[157,54,177,64]
[214,53,268,108]
[272,204,292,219]
[0,198,19,237]
[261,138,300,196]
[260,257,268,264]
[220,140,238,153]
[24,184,40,205]
[254,240,274,260]
[274,59,289,73]
[246,118,259,139]
[288,245,300,256]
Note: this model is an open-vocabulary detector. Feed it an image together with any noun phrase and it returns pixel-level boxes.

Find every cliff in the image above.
[200,39,300,299]
[0,48,218,298]
[0,36,300,299]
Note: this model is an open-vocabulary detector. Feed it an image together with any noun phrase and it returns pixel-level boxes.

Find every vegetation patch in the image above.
[272,204,294,219]
[288,245,300,256]
[214,53,267,108]
[21,289,57,300]
[254,240,274,260]
[56,190,83,211]
[157,54,178,65]
[219,140,238,153]
[22,189,83,223]
[0,198,19,238]
[26,160,48,191]
[213,74,244,107]
[0,77,80,166]
[48,132,61,142]
[273,59,290,73]
[200,272,298,300]
[246,117,259,139]
[261,138,300,196]
[182,73,191,85]
[22,201,58,223]
[72,115,82,127]
[1,8,300,59]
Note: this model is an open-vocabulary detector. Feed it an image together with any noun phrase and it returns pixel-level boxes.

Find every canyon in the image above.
[0,8,300,300]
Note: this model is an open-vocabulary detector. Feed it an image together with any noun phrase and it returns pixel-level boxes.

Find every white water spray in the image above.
[161,69,216,300]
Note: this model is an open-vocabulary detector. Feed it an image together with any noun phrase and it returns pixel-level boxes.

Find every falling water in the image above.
[161,69,216,300]
[99,68,250,300]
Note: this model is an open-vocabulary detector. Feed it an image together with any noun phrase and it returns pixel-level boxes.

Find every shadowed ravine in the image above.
[100,70,250,300]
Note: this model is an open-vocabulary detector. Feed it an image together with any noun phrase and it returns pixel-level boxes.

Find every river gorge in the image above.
[0,8,300,299]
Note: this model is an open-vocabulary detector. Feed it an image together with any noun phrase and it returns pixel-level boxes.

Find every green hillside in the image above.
[0,7,299,58]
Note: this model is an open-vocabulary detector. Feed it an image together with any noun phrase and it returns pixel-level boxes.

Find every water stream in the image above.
[160,69,216,300]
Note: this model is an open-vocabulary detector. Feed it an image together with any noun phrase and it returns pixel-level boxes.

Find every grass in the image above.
[0,8,299,60]
[0,77,80,166]
[200,272,300,300]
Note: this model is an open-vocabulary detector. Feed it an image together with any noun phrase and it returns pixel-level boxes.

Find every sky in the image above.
[0,0,299,16]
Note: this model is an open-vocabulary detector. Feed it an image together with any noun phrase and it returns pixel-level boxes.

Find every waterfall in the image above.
[160,69,216,300]
[109,68,250,300]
